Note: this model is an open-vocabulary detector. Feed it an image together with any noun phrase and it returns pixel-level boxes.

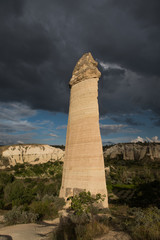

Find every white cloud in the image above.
[99,61,123,71]
[131,136,144,143]
[131,136,160,143]
[100,124,127,129]
[152,136,160,142]
[17,140,24,144]
[99,115,109,121]
[0,119,36,133]
[146,136,160,143]
[0,102,37,144]
[0,102,59,145]
[103,136,133,144]
[0,133,35,145]
[49,133,58,137]
[0,102,36,121]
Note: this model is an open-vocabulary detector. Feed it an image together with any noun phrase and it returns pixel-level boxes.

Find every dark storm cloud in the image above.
[0,0,24,19]
[108,115,144,126]
[100,123,140,136]
[100,124,127,136]
[153,119,160,127]
[0,0,159,118]
[113,0,160,26]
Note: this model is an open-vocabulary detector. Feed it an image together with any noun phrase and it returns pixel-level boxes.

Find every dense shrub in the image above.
[0,199,4,209]
[4,180,34,207]
[30,201,53,220]
[127,207,160,240]
[0,172,14,185]
[130,181,160,208]
[30,197,64,220]
[52,197,65,211]
[13,161,63,177]
[69,191,105,216]
[34,181,61,200]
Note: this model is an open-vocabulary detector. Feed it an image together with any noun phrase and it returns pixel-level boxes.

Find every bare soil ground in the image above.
[95,231,131,240]
[0,218,59,240]
[0,221,131,240]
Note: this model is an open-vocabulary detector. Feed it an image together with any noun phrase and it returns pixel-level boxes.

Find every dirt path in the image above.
[95,230,131,240]
[0,218,132,240]
[0,219,59,240]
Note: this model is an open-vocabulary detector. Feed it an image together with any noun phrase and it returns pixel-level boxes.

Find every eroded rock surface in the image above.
[69,52,101,86]
[0,144,64,168]
[60,52,108,207]
[104,143,160,161]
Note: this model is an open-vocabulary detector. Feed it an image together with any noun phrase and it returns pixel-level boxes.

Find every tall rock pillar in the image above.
[60,52,108,208]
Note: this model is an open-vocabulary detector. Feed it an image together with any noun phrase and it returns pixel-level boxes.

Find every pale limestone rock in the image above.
[0,144,64,168]
[69,52,101,86]
[60,52,108,208]
[104,143,160,161]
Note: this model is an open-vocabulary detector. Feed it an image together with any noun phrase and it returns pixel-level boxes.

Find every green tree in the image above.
[69,191,105,216]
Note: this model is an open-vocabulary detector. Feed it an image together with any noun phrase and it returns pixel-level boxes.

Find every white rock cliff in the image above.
[0,144,64,168]
[104,143,160,161]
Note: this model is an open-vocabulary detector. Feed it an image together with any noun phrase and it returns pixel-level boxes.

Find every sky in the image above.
[0,0,160,145]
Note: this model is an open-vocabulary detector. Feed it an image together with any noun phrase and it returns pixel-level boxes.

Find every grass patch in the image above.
[113,184,136,189]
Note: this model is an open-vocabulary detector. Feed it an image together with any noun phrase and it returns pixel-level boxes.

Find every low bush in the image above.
[30,197,65,220]
[30,200,55,220]
[4,206,38,225]
[0,172,14,185]
[34,181,61,200]
[13,161,63,178]
[52,192,109,240]
[126,207,160,240]
[52,215,109,240]
[4,180,34,208]
[52,197,65,210]
[69,191,105,216]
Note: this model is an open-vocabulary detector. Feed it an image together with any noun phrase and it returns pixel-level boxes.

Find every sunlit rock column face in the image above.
[60,52,108,208]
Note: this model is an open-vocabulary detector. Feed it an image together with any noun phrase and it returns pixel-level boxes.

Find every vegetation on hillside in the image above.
[0,145,160,240]
[0,161,65,223]
[104,155,160,240]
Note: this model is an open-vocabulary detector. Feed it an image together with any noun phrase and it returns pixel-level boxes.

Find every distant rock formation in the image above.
[60,52,108,208]
[0,144,64,169]
[104,143,160,161]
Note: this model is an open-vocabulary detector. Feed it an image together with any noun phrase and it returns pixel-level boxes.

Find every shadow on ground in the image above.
[0,235,13,240]
[109,180,160,208]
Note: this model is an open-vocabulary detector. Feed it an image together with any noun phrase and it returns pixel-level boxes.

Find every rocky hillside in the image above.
[0,144,64,169]
[1,143,160,169]
[104,143,160,161]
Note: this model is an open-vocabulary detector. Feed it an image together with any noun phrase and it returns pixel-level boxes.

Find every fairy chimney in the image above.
[59,52,108,207]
